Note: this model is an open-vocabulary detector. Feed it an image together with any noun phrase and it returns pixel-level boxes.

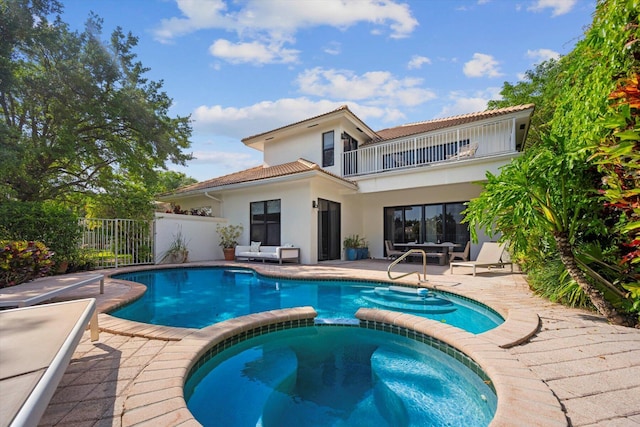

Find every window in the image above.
[322,131,334,167]
[250,199,281,246]
[384,202,469,245]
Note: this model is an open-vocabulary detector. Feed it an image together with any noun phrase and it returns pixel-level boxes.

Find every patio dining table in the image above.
[393,242,460,265]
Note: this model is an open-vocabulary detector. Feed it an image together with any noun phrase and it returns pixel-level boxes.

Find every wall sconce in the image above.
[312,200,318,209]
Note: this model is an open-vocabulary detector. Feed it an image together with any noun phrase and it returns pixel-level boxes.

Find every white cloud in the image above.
[295,67,437,107]
[407,55,431,70]
[154,0,418,63]
[463,53,503,78]
[209,39,299,64]
[190,150,258,168]
[526,48,560,63]
[154,0,232,42]
[324,41,341,56]
[193,98,370,137]
[191,97,408,140]
[436,88,501,118]
[528,0,577,17]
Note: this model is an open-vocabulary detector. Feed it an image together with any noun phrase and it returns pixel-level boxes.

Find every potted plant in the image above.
[216,223,243,261]
[357,238,369,260]
[161,229,190,264]
[343,234,364,261]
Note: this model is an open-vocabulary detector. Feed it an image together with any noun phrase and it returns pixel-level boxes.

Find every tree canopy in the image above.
[0,1,193,207]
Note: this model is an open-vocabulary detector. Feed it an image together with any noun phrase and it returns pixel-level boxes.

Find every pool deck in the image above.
[29,260,640,426]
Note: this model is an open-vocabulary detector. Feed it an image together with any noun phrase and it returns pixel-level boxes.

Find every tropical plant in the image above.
[488,58,564,149]
[589,74,640,313]
[0,240,54,288]
[161,229,190,263]
[464,0,639,327]
[216,224,243,249]
[463,133,635,326]
[343,235,365,249]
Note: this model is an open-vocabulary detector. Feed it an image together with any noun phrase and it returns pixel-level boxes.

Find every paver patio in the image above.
[31,260,640,426]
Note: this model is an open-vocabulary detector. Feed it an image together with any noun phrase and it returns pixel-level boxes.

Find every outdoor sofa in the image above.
[235,243,300,264]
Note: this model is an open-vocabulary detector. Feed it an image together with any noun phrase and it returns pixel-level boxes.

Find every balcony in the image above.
[342,117,519,177]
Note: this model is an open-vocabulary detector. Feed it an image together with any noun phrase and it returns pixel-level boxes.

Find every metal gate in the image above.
[79,218,154,268]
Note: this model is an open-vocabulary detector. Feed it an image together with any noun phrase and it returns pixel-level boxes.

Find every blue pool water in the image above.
[185,326,497,426]
[111,267,502,333]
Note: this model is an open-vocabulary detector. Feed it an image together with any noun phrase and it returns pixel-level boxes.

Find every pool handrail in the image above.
[387,249,428,283]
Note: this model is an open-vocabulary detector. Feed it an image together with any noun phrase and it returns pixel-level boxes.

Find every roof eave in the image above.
[242,106,379,149]
[157,169,357,201]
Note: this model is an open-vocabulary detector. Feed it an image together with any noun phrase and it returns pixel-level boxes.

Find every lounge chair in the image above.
[0,273,104,308]
[0,298,99,427]
[449,241,471,262]
[384,240,405,260]
[450,242,513,276]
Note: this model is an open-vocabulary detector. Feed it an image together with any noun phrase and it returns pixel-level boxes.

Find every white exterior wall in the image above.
[263,126,330,167]
[218,180,315,263]
[262,118,368,177]
[154,213,227,262]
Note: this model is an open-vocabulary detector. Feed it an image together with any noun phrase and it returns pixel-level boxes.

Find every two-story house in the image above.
[158,103,534,264]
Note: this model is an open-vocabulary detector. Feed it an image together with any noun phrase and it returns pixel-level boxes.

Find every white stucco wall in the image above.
[154,213,227,262]
[263,126,328,167]
[217,179,315,263]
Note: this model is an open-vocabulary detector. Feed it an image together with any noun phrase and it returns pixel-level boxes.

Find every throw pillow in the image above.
[250,241,261,252]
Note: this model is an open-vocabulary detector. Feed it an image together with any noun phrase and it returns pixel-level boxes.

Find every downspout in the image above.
[204,192,222,216]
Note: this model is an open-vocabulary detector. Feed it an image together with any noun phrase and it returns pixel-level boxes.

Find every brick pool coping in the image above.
[89,262,565,426]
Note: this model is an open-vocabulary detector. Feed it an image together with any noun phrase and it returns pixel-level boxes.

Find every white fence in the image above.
[80,218,154,268]
[80,214,228,268]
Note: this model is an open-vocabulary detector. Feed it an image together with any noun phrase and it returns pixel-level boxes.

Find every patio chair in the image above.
[449,241,470,262]
[384,240,405,260]
[450,241,513,276]
[446,142,479,160]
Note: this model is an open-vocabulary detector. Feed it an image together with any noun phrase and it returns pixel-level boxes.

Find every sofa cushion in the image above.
[250,241,261,252]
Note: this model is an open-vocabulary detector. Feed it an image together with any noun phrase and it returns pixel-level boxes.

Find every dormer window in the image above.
[322,131,334,167]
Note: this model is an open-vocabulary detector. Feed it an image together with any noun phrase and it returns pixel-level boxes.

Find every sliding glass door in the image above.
[384,202,469,245]
[318,198,341,261]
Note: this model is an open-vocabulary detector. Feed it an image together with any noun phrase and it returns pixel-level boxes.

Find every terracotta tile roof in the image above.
[163,158,356,196]
[369,104,535,144]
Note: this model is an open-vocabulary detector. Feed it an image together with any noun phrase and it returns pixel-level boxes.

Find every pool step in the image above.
[360,287,457,314]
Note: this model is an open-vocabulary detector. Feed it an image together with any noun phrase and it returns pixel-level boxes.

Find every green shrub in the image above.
[0,240,54,288]
[526,259,591,308]
[0,201,81,267]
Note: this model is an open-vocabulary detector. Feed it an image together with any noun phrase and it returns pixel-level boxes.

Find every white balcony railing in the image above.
[342,117,517,177]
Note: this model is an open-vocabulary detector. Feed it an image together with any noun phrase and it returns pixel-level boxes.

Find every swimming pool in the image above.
[111,267,502,334]
[185,325,497,426]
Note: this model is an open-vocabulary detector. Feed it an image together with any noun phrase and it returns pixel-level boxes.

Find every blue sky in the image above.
[61,0,596,181]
